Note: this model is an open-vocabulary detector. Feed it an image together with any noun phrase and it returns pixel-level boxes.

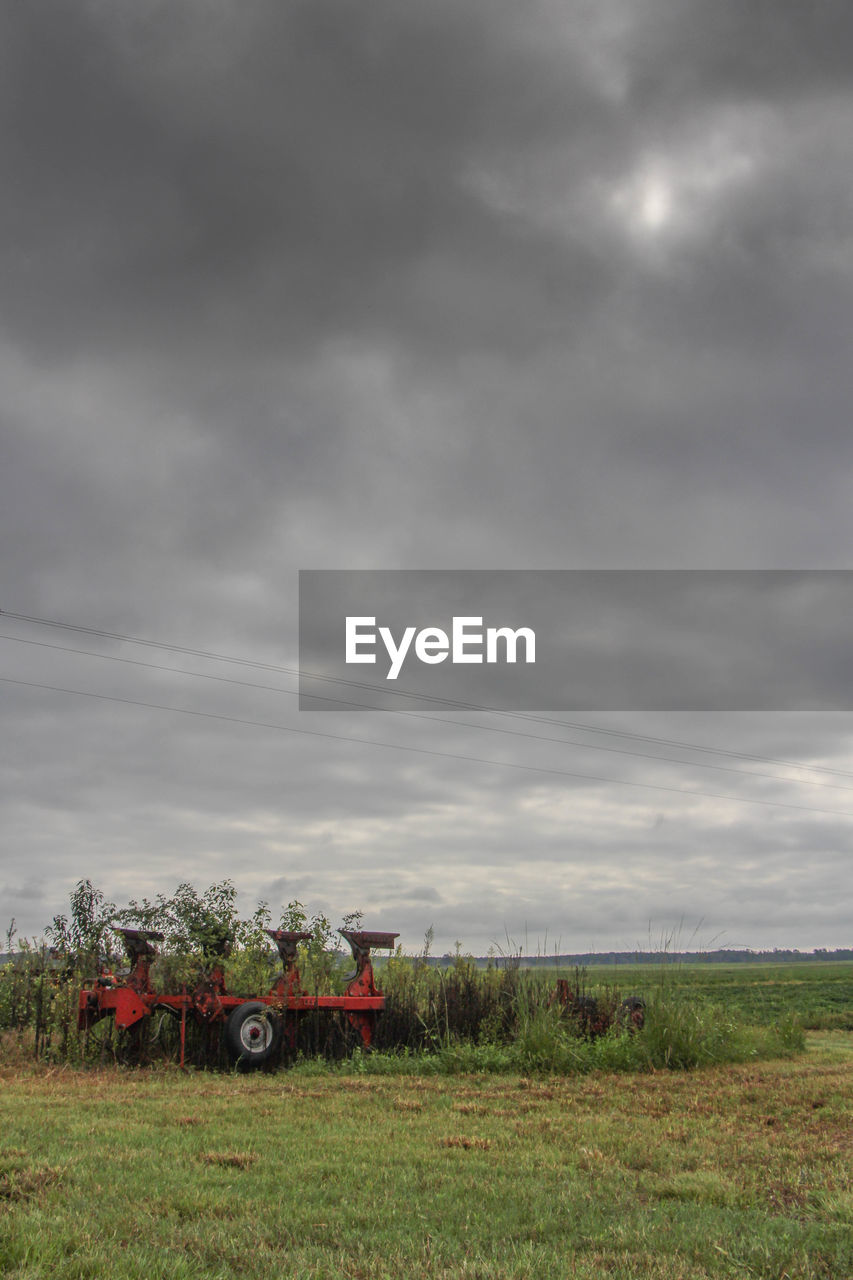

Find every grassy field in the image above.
[1,1032,851,1280]
[570,962,853,1031]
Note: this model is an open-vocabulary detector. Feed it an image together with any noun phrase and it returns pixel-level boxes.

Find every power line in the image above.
[4,630,853,794]
[3,607,852,781]
[3,673,853,818]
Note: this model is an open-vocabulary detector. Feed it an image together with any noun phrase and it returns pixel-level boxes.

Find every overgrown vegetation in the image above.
[0,879,817,1074]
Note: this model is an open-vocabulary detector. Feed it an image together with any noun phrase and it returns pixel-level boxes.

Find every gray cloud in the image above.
[2,1,852,952]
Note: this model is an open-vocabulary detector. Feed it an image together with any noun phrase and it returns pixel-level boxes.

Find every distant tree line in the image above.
[483,948,853,967]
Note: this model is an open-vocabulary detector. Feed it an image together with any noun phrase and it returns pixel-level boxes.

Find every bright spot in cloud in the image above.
[634,172,675,231]
[606,119,767,247]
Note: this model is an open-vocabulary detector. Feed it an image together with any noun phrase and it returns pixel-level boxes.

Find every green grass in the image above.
[556,961,853,1030]
[318,999,805,1077]
[0,1033,851,1279]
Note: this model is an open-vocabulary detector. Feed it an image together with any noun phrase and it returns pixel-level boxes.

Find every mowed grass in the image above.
[572,961,853,1030]
[1,1033,851,1280]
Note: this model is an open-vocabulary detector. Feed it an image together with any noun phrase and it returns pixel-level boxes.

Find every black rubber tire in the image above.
[224,1002,282,1068]
[617,996,646,1032]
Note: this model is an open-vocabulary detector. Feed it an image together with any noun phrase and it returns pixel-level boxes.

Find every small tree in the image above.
[46,879,117,971]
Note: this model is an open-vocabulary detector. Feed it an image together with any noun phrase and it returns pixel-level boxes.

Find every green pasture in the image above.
[568,961,853,1029]
[0,1033,850,1280]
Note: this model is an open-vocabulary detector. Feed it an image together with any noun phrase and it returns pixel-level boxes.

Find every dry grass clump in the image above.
[197,1150,257,1169]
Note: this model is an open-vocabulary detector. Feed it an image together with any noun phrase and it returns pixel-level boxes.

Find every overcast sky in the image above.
[3,0,853,956]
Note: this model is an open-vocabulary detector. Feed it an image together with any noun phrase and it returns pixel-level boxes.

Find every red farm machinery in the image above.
[78,925,398,1068]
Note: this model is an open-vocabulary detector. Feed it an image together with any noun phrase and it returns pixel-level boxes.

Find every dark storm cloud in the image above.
[625,0,853,105]
[0,0,614,365]
[3,0,851,375]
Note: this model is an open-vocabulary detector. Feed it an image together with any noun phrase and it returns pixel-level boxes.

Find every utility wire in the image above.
[3,674,853,818]
[3,607,852,780]
[4,631,853,794]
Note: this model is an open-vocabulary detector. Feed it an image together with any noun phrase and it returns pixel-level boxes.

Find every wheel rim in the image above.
[239,1013,273,1055]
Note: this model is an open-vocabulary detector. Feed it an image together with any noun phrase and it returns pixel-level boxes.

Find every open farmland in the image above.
[1,1032,851,1280]
[570,962,853,1031]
